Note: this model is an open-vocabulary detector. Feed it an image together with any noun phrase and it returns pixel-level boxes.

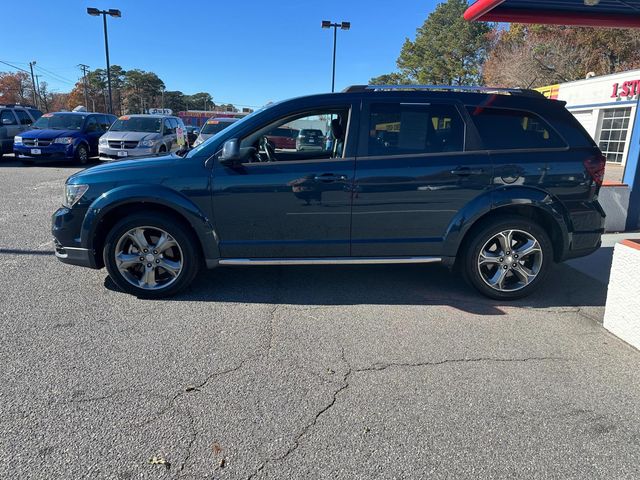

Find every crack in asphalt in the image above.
[245,353,567,479]
[247,346,352,480]
[354,356,568,373]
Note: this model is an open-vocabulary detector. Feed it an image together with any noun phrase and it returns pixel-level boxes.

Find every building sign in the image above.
[147,108,173,115]
[611,81,640,99]
[535,84,560,100]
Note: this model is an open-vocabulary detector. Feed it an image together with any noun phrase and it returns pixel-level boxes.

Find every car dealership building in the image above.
[537,68,640,171]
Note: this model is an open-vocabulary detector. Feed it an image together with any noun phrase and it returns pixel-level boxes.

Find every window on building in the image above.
[467,107,565,150]
[367,103,465,157]
[598,107,631,164]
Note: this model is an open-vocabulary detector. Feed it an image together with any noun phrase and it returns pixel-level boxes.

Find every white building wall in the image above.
[549,69,640,168]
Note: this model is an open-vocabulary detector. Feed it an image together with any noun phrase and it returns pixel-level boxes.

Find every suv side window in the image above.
[164,118,175,135]
[28,109,43,121]
[14,109,33,125]
[1,109,17,125]
[97,115,111,131]
[85,116,99,132]
[366,103,465,157]
[466,106,565,150]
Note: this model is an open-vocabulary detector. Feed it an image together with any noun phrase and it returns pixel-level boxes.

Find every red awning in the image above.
[464,0,640,28]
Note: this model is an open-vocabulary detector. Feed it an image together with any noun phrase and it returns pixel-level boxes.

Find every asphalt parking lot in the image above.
[1,156,639,479]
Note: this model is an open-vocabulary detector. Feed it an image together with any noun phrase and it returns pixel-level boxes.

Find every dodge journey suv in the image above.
[52,85,606,299]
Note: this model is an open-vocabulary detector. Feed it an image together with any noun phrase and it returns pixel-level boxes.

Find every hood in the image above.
[22,129,81,139]
[68,153,179,182]
[103,131,159,142]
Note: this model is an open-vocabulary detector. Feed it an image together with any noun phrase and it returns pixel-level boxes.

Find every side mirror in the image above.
[220,138,241,165]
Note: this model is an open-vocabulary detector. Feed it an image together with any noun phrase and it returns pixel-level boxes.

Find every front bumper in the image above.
[14,143,74,160]
[99,145,155,160]
[51,206,99,269]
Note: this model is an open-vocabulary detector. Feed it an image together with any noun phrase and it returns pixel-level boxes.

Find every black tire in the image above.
[461,215,553,300]
[75,144,89,165]
[158,145,167,153]
[20,158,34,166]
[103,213,201,299]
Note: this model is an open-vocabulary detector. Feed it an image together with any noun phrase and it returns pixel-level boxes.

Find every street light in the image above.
[87,7,121,114]
[321,20,350,93]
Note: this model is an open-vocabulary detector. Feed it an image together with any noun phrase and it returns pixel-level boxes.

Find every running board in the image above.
[218,257,442,266]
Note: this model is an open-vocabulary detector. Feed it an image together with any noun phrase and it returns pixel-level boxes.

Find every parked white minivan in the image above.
[99,114,187,160]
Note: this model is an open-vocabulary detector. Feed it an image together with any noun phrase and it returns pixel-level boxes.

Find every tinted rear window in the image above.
[366,102,465,157]
[467,107,565,150]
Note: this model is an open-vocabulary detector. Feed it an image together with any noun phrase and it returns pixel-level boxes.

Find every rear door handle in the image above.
[451,167,484,176]
[314,173,348,182]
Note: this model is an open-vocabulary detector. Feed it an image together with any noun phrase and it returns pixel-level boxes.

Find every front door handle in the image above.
[314,173,348,182]
[451,167,484,176]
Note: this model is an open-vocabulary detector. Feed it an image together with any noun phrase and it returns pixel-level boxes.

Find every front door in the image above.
[351,99,493,256]
[212,105,356,258]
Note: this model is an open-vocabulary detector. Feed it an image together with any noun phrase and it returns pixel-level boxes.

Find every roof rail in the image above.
[0,103,38,109]
[342,84,545,98]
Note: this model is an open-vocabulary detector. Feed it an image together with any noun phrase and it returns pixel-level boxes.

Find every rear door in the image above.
[351,99,492,256]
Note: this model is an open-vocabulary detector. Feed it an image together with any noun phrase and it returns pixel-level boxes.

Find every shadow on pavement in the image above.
[0,248,54,256]
[105,261,608,315]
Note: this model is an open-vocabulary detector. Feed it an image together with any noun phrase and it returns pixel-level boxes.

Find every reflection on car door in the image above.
[212,104,357,259]
[351,99,493,256]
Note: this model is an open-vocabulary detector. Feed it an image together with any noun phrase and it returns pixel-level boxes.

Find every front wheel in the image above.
[103,214,200,298]
[75,144,89,165]
[461,216,553,300]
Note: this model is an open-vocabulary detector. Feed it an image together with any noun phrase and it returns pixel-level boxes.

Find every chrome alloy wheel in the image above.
[477,229,543,292]
[114,226,183,290]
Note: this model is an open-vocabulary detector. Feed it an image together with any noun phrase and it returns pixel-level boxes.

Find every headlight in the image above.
[99,137,108,145]
[140,139,156,147]
[14,136,22,144]
[63,184,89,208]
[54,137,74,144]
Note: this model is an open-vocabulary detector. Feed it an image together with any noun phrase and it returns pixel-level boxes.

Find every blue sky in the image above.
[1,0,440,108]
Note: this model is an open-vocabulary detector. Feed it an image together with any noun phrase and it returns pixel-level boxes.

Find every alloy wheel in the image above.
[114,226,183,290]
[477,229,543,292]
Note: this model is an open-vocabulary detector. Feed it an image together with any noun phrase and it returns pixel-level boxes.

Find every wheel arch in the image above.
[81,185,219,268]
[443,186,572,263]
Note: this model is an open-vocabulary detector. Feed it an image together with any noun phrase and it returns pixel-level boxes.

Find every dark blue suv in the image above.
[51,85,606,299]
[15,112,116,164]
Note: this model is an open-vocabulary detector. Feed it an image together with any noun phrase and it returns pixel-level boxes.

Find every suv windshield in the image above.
[33,114,85,130]
[109,116,162,133]
[201,120,233,135]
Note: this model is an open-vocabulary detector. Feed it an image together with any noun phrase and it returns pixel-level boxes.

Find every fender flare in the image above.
[441,186,572,259]
[80,184,220,261]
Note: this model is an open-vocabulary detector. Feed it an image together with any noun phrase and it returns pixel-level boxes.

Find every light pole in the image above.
[87,8,121,114]
[321,20,350,93]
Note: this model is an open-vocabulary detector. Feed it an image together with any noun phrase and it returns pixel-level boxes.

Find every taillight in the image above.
[584,154,606,187]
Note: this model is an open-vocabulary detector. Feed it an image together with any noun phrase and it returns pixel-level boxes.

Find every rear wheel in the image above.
[103,213,200,298]
[461,216,552,300]
[158,145,167,153]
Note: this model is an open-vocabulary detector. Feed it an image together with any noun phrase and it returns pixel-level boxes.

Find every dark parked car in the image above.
[296,128,325,151]
[52,85,606,299]
[0,104,42,158]
[15,112,116,164]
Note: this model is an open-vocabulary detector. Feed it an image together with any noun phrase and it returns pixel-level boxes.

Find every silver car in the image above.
[99,114,187,160]
[192,117,238,147]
